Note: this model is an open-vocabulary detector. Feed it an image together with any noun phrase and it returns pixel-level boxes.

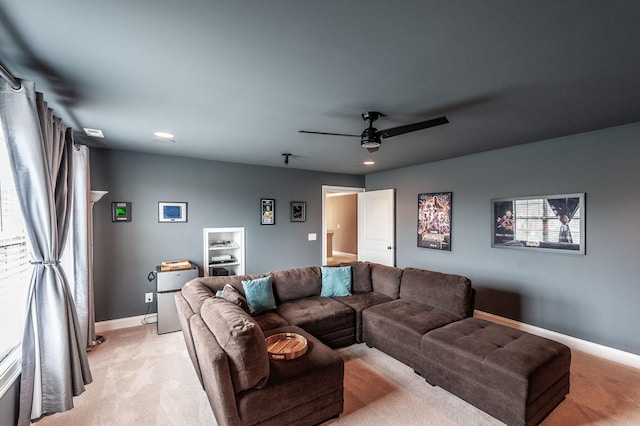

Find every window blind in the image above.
[0,125,30,363]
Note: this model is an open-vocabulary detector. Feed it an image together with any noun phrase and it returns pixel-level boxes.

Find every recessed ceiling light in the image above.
[363,161,375,165]
[153,131,175,144]
[83,128,104,138]
[154,131,174,139]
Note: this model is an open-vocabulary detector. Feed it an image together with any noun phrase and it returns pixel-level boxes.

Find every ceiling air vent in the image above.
[83,128,104,138]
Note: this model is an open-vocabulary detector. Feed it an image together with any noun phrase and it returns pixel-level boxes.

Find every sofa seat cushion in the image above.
[200,297,270,393]
[277,296,355,347]
[420,318,571,426]
[362,299,455,370]
[270,266,322,303]
[253,312,289,331]
[334,292,393,343]
[236,325,344,426]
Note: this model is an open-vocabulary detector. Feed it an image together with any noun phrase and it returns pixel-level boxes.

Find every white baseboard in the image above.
[474,310,640,370]
[95,314,156,334]
[332,251,357,257]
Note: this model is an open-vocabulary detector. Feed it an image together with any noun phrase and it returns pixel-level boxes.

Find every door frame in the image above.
[321,185,365,265]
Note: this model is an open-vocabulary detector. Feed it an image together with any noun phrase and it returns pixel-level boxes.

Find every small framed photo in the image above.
[158,201,187,223]
[112,202,132,222]
[290,201,306,222]
[261,198,275,225]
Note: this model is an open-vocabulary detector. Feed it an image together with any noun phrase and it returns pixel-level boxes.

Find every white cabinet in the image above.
[203,227,245,276]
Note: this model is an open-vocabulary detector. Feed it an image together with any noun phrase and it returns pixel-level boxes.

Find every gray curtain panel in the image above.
[72,145,95,347]
[0,81,92,424]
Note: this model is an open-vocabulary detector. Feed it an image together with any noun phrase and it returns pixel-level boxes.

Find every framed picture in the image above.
[111,202,131,222]
[261,198,275,225]
[158,201,187,223]
[290,201,306,222]
[492,193,585,254]
[417,192,452,251]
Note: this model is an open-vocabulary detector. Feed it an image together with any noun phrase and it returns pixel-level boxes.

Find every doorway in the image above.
[322,185,364,265]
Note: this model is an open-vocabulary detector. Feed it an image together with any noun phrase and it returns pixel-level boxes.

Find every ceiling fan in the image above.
[299,111,449,152]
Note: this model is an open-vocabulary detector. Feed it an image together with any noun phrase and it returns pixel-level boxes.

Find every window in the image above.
[0,121,30,389]
[513,198,582,244]
[493,194,585,254]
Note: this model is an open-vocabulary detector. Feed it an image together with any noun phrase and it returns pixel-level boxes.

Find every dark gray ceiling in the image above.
[1,1,639,175]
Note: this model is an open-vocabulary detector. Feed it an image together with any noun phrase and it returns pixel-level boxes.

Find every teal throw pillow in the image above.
[242,276,277,315]
[321,266,352,297]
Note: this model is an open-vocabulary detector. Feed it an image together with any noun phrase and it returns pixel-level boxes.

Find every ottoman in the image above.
[420,318,571,426]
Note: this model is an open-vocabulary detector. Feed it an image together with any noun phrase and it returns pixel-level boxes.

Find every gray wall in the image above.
[90,148,363,321]
[366,122,640,356]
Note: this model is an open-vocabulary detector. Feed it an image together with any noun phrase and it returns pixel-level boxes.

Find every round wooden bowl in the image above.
[265,332,308,360]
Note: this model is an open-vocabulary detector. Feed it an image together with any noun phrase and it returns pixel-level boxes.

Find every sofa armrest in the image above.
[190,314,242,426]
[175,291,203,387]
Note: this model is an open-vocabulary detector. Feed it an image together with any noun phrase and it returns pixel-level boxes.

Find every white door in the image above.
[357,189,395,266]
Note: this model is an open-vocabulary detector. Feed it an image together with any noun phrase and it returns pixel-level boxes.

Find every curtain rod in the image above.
[0,62,21,90]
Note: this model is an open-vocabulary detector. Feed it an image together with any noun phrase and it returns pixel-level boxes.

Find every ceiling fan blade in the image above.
[378,116,449,139]
[298,130,359,137]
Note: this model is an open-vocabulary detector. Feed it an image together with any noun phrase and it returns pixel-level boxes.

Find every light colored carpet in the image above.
[34,324,640,425]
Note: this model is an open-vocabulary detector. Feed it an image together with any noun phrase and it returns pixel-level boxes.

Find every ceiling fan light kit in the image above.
[360,127,381,148]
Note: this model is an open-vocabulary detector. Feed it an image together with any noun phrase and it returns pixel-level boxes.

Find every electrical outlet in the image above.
[145,292,153,303]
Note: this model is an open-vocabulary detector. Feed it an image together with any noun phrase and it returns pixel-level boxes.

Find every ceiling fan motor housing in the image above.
[361,127,381,148]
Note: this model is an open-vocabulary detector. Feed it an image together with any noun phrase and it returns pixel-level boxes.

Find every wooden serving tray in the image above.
[265,332,308,360]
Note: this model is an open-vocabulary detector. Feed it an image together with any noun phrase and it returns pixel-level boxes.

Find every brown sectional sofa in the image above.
[175,261,570,426]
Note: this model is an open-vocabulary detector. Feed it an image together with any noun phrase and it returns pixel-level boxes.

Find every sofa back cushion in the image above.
[182,275,263,313]
[341,261,372,293]
[200,297,270,393]
[270,266,322,303]
[370,263,403,299]
[399,267,473,320]
[181,279,216,314]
